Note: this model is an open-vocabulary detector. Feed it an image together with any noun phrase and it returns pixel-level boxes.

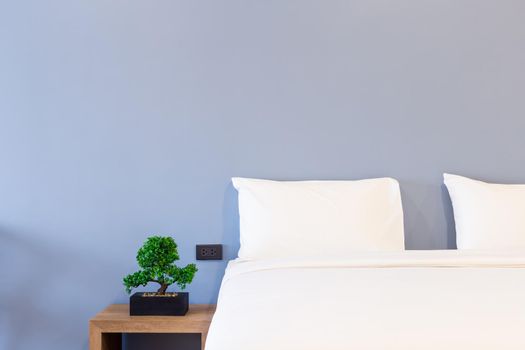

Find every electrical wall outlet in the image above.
[196,244,223,260]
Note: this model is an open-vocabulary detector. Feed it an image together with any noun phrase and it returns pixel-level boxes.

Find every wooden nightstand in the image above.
[89,304,216,350]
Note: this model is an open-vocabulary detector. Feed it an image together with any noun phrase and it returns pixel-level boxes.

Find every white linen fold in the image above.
[223,249,525,283]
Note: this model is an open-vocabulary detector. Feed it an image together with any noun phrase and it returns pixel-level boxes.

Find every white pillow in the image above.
[444,173,525,250]
[232,177,405,259]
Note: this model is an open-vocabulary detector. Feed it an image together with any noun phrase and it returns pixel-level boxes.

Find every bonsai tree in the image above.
[123,236,197,295]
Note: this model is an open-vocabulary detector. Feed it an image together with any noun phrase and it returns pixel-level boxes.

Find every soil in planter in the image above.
[142,292,179,297]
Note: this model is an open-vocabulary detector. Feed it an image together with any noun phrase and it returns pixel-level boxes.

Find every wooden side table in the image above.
[89,304,216,350]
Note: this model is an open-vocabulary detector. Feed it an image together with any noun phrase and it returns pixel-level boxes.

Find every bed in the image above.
[205,250,525,350]
[206,176,525,349]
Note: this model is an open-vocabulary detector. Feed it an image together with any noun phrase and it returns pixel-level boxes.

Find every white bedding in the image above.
[205,250,525,350]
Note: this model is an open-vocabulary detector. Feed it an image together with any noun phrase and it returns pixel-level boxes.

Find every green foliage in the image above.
[123,236,198,294]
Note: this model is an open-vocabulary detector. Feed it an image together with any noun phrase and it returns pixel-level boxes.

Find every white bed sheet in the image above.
[205,250,525,350]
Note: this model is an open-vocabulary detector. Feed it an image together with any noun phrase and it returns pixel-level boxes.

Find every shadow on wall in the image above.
[0,228,119,350]
[221,183,240,261]
[441,184,457,249]
[398,180,457,250]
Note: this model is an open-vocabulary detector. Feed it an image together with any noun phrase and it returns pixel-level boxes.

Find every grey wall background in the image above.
[1,1,525,349]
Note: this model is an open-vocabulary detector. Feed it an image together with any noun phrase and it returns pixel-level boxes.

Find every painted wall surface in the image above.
[1,1,525,349]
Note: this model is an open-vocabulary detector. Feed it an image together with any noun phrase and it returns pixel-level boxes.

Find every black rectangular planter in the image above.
[129,292,189,316]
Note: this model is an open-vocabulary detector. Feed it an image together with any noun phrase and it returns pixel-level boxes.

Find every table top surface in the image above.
[90,304,216,333]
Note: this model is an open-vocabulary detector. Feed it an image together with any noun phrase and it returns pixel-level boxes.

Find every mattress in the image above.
[205,250,525,350]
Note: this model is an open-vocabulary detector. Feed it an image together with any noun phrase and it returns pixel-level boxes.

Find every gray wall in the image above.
[1,1,525,349]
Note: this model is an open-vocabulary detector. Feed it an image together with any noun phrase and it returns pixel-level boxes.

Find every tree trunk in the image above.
[157,283,169,295]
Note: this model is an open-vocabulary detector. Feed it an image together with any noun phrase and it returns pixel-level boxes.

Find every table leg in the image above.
[201,331,208,350]
[89,324,102,350]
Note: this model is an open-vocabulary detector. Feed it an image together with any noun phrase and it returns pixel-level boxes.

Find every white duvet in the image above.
[205,250,525,350]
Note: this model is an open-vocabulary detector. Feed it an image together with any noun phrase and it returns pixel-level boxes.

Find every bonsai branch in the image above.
[157,283,169,294]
